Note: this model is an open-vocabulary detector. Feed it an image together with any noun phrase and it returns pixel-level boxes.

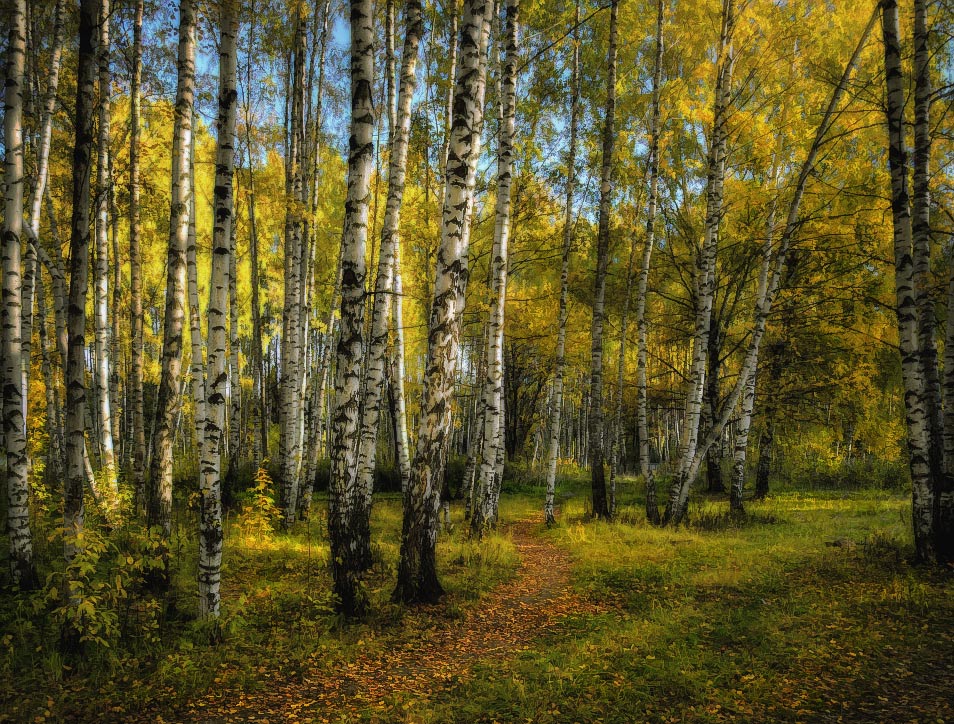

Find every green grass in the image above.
[418,481,954,723]
[2,473,952,724]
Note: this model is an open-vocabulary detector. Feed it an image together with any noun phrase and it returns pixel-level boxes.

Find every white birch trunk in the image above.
[94,0,118,505]
[544,0,580,527]
[187,148,205,456]
[881,0,934,561]
[588,0,619,520]
[328,0,375,615]
[197,0,238,620]
[638,0,664,525]
[3,0,37,587]
[395,0,493,604]
[148,0,196,540]
[352,0,424,567]
[129,0,146,507]
[473,0,519,534]
[279,15,307,528]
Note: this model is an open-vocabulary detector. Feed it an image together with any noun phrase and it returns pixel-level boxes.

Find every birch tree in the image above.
[881,0,950,563]
[3,0,37,588]
[278,11,307,528]
[328,0,375,615]
[473,0,519,534]
[588,0,619,520]
[197,0,239,620]
[94,0,118,504]
[129,0,146,507]
[662,0,734,525]
[352,0,424,567]
[394,0,493,604]
[544,0,580,527]
[637,0,664,525]
[148,0,196,540]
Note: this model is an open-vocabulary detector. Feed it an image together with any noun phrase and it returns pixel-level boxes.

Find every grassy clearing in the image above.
[418,479,954,723]
[2,472,952,723]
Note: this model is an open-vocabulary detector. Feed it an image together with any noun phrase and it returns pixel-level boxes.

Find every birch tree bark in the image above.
[279,11,307,528]
[881,0,935,562]
[662,0,733,524]
[148,0,196,540]
[3,0,37,588]
[638,0,664,525]
[197,0,238,620]
[93,0,118,508]
[187,149,205,457]
[544,0,580,527]
[64,0,99,564]
[472,0,519,534]
[129,0,146,507]
[328,0,375,615]
[352,0,424,567]
[588,0,619,520]
[394,0,493,604]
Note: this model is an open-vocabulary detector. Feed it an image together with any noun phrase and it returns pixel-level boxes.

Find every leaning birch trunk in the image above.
[663,0,734,525]
[197,0,238,620]
[129,0,146,507]
[473,0,519,535]
[2,0,37,588]
[588,0,619,520]
[662,8,879,524]
[544,0,580,527]
[148,0,196,540]
[638,0,664,525]
[352,0,424,569]
[881,0,934,562]
[729,366,756,512]
[328,0,375,616]
[394,0,493,604]
[278,14,307,528]
[94,0,118,506]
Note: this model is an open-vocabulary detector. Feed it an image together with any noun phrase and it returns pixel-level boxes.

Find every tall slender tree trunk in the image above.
[148,0,196,540]
[328,0,376,616]
[638,0,664,525]
[243,2,268,467]
[3,0,37,588]
[588,0,619,520]
[129,0,146,508]
[472,0,519,534]
[544,0,580,527]
[197,0,238,620]
[65,0,99,565]
[391,247,411,493]
[94,0,118,506]
[881,0,935,562]
[187,148,205,456]
[352,0,424,567]
[279,11,307,528]
[663,0,733,524]
[394,0,493,604]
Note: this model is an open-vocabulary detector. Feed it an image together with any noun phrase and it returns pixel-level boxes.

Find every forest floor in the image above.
[2,479,954,723]
[160,514,607,723]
